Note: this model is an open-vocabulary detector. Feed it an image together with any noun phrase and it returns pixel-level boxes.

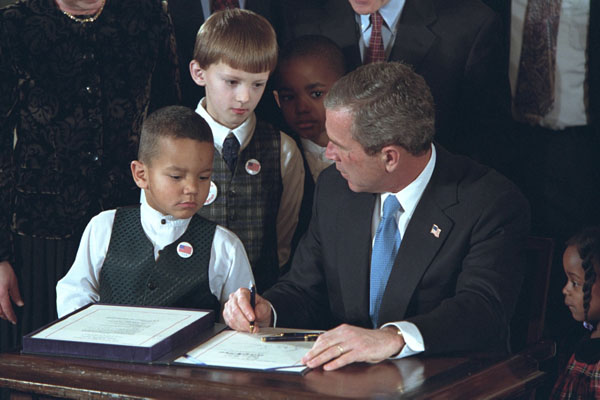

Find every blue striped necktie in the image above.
[369,195,402,327]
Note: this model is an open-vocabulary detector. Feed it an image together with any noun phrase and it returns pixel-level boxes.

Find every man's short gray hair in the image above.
[323,62,435,156]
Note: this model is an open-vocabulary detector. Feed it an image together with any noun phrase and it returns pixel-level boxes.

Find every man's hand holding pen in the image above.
[223,289,406,372]
[223,287,273,332]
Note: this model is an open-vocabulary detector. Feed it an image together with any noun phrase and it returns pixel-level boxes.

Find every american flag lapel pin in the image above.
[430,224,441,238]
[245,158,261,175]
[177,241,194,258]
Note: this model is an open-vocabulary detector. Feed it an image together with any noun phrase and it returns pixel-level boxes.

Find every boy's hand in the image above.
[223,288,272,332]
[0,261,24,324]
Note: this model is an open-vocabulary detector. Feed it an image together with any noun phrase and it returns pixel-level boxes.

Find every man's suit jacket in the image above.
[283,0,511,160]
[167,0,286,108]
[264,145,530,355]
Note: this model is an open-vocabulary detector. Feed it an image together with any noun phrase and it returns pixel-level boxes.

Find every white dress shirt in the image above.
[56,199,254,319]
[195,98,305,268]
[200,0,246,21]
[510,0,590,129]
[300,138,334,182]
[357,0,406,62]
[377,144,436,358]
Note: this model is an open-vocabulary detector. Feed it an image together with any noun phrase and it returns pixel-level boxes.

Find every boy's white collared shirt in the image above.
[56,199,254,319]
[197,97,256,154]
[300,138,334,182]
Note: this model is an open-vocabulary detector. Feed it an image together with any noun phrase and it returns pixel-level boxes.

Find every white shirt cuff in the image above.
[268,301,277,327]
[382,321,425,358]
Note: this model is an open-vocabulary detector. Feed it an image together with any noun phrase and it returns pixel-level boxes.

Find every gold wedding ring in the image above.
[336,345,344,356]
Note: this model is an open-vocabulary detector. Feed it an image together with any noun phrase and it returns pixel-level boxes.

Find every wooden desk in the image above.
[0,344,553,400]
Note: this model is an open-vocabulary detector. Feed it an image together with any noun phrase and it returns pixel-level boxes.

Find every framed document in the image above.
[22,304,214,362]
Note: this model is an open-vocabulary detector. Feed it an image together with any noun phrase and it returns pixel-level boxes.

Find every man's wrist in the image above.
[382,325,405,357]
[267,301,277,327]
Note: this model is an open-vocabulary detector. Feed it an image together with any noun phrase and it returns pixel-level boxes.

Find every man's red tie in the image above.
[513,0,562,124]
[364,12,385,64]
[211,0,238,12]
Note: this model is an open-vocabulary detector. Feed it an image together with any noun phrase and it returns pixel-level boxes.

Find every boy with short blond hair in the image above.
[56,106,254,318]
[189,9,304,293]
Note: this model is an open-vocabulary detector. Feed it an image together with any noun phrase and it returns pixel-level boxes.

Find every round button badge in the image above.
[204,181,218,205]
[177,242,193,259]
[245,159,261,175]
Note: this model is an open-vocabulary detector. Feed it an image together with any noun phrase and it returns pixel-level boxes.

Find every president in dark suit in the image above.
[283,0,511,165]
[223,62,530,370]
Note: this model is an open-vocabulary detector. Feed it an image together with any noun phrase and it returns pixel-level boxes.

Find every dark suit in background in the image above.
[282,0,511,164]
[265,145,530,355]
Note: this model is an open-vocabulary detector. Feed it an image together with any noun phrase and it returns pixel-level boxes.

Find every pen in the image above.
[267,332,322,337]
[249,283,256,333]
[261,333,322,342]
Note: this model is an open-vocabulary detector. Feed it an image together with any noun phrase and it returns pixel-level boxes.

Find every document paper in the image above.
[177,328,318,373]
[33,304,210,347]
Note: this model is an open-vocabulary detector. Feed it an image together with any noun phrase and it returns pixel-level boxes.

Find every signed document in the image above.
[176,328,320,374]
[23,304,215,362]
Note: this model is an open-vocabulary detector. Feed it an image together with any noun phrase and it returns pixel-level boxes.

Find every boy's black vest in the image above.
[99,206,220,313]
[198,120,282,293]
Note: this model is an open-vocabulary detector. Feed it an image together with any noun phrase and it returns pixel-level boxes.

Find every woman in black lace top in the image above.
[0,0,180,351]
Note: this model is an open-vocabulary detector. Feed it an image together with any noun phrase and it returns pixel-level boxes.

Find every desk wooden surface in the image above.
[0,344,552,400]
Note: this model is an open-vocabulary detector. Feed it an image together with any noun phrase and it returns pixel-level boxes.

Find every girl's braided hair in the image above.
[566,226,600,324]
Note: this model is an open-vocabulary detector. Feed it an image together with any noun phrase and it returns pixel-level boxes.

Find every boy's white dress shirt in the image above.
[300,138,334,183]
[56,199,254,318]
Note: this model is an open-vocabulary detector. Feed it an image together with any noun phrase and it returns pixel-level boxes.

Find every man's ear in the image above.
[381,146,400,173]
[190,60,207,87]
[131,160,149,189]
[273,90,281,108]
